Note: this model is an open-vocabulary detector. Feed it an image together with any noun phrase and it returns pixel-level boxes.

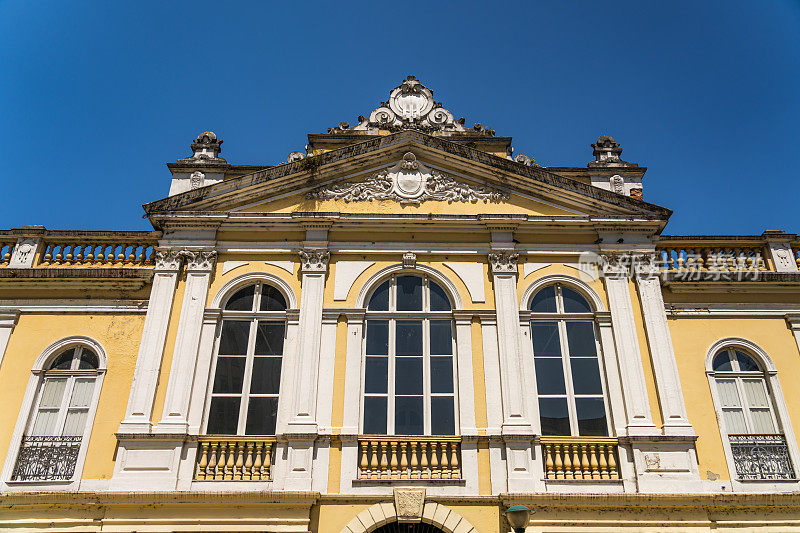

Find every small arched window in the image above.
[205,282,287,435]
[362,274,456,435]
[529,284,609,436]
[12,343,102,481]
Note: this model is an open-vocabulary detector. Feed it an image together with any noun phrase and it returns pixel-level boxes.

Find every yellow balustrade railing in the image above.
[0,240,14,266]
[358,436,461,480]
[194,436,276,481]
[541,436,620,480]
[656,245,769,273]
[39,238,156,266]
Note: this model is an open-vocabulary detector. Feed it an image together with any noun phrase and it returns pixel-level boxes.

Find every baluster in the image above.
[224,441,235,480]
[213,442,224,480]
[400,442,408,479]
[380,441,388,479]
[84,244,95,263]
[233,442,243,480]
[74,244,84,263]
[54,243,65,263]
[243,442,253,480]
[563,443,573,479]
[544,443,554,479]
[253,441,264,480]
[607,445,618,479]
[64,243,74,263]
[579,443,590,480]
[390,441,398,479]
[410,441,419,479]
[420,441,429,479]
[450,442,459,479]
[196,442,208,480]
[598,444,609,479]
[116,243,125,263]
[370,441,379,478]
[440,441,449,479]
[571,444,581,479]
[206,442,218,480]
[360,441,369,479]
[264,441,273,480]
[430,441,440,479]
[554,443,564,479]
[126,244,136,263]
[589,443,600,479]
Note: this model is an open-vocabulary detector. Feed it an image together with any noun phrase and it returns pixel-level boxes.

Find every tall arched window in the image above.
[205,282,287,435]
[11,342,103,481]
[529,283,609,436]
[710,345,795,480]
[362,274,456,435]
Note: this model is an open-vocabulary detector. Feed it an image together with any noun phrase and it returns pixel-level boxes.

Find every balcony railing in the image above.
[729,434,796,480]
[39,237,157,266]
[358,436,461,480]
[11,435,82,481]
[0,240,13,266]
[656,243,769,273]
[194,436,276,481]
[541,436,620,480]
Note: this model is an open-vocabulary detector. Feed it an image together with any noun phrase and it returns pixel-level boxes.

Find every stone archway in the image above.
[341,502,478,533]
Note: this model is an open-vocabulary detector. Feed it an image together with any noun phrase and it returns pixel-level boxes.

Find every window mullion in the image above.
[239,317,259,435]
[558,319,579,435]
[423,317,431,435]
[54,376,77,437]
[388,317,396,436]
[734,377,755,434]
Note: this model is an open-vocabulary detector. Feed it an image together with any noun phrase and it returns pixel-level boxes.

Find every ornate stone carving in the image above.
[588,135,636,167]
[189,171,205,190]
[182,250,217,271]
[287,151,306,163]
[154,250,183,271]
[774,244,794,270]
[394,488,425,523]
[403,252,417,269]
[326,75,494,135]
[610,175,625,194]
[10,238,38,267]
[299,249,330,273]
[514,154,532,166]
[488,251,519,274]
[307,152,507,205]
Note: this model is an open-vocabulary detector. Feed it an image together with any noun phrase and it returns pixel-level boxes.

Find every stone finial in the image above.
[589,135,637,167]
[189,131,224,160]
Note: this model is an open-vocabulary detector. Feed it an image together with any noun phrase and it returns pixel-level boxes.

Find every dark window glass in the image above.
[245,397,278,435]
[531,322,561,356]
[713,352,733,371]
[78,350,98,369]
[254,322,285,355]
[396,320,423,356]
[429,281,451,311]
[531,286,557,313]
[363,396,387,434]
[576,397,608,436]
[260,285,287,311]
[431,397,455,435]
[570,358,603,395]
[50,350,74,370]
[207,397,240,434]
[250,357,282,394]
[565,322,597,356]
[212,357,245,393]
[429,320,453,355]
[365,357,388,394]
[395,396,424,435]
[366,320,389,355]
[397,276,422,311]
[534,357,566,395]
[539,397,570,435]
[735,351,760,372]
[430,356,454,394]
[225,285,255,311]
[396,358,423,395]
[562,287,592,313]
[368,280,390,311]
[218,321,251,355]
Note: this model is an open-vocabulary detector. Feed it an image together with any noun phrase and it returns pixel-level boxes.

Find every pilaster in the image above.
[0,309,19,371]
[787,314,800,359]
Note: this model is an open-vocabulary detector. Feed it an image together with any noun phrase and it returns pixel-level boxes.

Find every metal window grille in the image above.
[11,436,82,481]
[729,434,795,480]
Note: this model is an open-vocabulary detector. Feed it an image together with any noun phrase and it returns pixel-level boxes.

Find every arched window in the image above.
[709,345,795,480]
[11,342,103,481]
[362,274,456,435]
[205,282,287,435]
[529,284,609,436]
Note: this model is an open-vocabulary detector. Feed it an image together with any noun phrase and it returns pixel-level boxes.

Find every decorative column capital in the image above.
[488,251,519,274]
[632,253,662,280]
[154,249,183,271]
[402,251,417,269]
[181,250,217,272]
[0,309,20,329]
[299,249,330,273]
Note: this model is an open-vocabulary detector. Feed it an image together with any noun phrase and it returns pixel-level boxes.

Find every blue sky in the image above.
[1,1,798,234]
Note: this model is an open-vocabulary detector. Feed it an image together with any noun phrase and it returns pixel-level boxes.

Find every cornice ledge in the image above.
[0,490,320,506]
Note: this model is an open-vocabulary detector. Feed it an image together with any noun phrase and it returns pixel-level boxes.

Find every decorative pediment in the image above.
[306,152,508,205]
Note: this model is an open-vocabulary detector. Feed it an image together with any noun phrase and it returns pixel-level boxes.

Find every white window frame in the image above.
[527,283,612,437]
[1,336,106,492]
[203,281,288,436]
[360,274,459,436]
[706,337,800,489]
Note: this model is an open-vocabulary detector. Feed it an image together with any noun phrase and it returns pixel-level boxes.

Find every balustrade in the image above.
[358,436,461,480]
[194,436,275,481]
[541,436,620,480]
[657,245,769,273]
[0,240,14,266]
[39,239,156,266]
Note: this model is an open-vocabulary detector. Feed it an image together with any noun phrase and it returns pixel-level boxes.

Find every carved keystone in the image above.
[394,488,425,523]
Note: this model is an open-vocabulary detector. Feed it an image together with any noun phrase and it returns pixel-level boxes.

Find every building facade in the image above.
[1,76,800,531]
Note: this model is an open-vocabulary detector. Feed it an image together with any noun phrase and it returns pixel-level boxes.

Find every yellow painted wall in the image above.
[0,312,145,479]
[669,316,800,481]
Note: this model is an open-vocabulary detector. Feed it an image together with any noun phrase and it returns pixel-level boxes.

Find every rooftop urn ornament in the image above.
[188,131,224,160]
[588,135,636,167]
[505,505,532,533]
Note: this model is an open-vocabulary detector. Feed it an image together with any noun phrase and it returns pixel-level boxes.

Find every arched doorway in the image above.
[372,523,446,533]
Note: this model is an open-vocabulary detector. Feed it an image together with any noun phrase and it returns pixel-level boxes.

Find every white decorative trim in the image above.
[522,262,548,278]
[210,271,298,309]
[32,336,108,371]
[355,264,464,310]
[705,337,778,374]
[181,250,216,272]
[333,262,374,301]
[443,262,485,303]
[340,501,478,533]
[519,274,606,311]
[221,261,248,275]
[402,252,417,269]
[265,261,295,274]
[488,252,519,274]
[307,152,507,205]
[154,249,182,271]
[768,241,799,273]
[299,249,330,273]
[564,262,599,281]
[0,309,20,372]
[9,237,39,268]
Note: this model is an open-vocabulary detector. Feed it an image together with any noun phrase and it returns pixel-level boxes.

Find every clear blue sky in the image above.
[1,1,798,234]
